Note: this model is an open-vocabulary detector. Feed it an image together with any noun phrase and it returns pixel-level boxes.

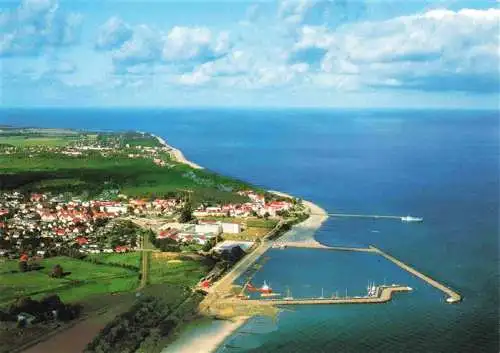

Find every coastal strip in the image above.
[152,134,204,170]
[207,317,249,353]
[268,190,328,244]
[161,317,250,353]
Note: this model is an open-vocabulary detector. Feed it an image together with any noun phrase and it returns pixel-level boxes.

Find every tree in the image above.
[178,202,193,223]
[51,264,64,278]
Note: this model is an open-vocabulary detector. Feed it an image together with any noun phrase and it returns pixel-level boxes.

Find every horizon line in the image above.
[0,106,498,111]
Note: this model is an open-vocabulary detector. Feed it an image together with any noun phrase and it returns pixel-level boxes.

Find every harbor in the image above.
[242,284,413,305]
[370,246,462,303]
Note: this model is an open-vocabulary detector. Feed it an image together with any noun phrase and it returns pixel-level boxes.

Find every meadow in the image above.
[0,150,253,203]
[149,253,210,287]
[0,256,139,305]
[87,252,141,270]
[0,136,72,147]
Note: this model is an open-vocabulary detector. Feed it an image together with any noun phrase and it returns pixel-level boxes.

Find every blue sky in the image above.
[0,0,499,108]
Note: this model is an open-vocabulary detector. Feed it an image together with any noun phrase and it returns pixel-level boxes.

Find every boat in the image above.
[260,292,281,297]
[260,280,273,294]
[245,282,258,292]
[284,287,293,300]
[401,215,423,222]
[367,281,377,297]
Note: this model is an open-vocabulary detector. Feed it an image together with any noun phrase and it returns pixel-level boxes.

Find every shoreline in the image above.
[161,316,250,353]
[152,134,204,170]
[153,134,329,353]
[268,190,328,244]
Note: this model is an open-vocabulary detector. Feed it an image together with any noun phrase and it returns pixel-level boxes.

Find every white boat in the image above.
[367,281,377,297]
[401,215,423,222]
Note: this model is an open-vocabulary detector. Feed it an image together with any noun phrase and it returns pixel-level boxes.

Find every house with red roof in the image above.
[75,237,88,245]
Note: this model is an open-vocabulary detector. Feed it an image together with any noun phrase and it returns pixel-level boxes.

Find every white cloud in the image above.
[290,7,500,92]
[278,0,366,29]
[176,48,310,89]
[0,0,82,57]
[95,19,232,74]
[86,4,500,95]
[112,25,162,67]
[177,70,211,86]
[96,16,133,50]
[163,26,230,62]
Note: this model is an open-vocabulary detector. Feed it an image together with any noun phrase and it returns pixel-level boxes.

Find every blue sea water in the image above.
[1,108,498,352]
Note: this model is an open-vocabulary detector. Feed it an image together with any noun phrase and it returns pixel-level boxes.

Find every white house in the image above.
[221,222,241,234]
[195,223,222,235]
[105,205,128,214]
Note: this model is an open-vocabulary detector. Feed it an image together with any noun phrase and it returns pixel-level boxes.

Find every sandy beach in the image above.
[161,317,249,353]
[153,134,204,170]
[268,190,329,244]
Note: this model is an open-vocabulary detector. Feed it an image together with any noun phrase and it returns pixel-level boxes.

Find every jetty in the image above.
[327,213,401,220]
[370,246,462,303]
[272,241,376,253]
[310,213,423,223]
[254,285,412,305]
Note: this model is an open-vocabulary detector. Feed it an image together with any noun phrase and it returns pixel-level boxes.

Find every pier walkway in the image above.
[326,213,401,220]
[370,246,462,303]
[253,285,412,305]
[272,241,376,253]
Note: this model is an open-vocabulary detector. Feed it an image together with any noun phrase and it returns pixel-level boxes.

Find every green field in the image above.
[0,136,74,147]
[87,252,141,269]
[0,256,139,304]
[0,149,254,202]
[246,218,279,228]
[0,252,210,306]
[148,254,209,287]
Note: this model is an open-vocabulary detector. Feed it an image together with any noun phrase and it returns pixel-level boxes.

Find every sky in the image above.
[0,0,499,108]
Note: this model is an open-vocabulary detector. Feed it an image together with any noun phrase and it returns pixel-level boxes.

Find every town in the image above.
[0,189,298,259]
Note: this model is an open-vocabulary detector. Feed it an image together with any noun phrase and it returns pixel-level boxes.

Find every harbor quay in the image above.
[201,241,461,319]
[199,207,460,321]
[369,246,462,303]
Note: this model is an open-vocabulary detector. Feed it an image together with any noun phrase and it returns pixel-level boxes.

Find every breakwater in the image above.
[370,246,462,303]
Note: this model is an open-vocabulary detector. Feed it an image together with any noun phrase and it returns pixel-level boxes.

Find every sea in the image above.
[1,108,498,353]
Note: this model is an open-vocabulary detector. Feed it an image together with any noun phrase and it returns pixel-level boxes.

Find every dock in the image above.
[327,213,401,220]
[253,285,412,305]
[370,246,462,303]
[272,241,376,253]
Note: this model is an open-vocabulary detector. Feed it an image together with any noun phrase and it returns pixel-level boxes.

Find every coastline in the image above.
[153,134,204,170]
[268,190,328,244]
[161,316,250,353]
[154,134,329,353]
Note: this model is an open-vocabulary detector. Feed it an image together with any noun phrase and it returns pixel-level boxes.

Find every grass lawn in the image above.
[246,218,279,228]
[223,227,270,241]
[87,252,141,270]
[48,276,139,303]
[149,254,209,287]
[0,256,139,305]
[0,136,74,147]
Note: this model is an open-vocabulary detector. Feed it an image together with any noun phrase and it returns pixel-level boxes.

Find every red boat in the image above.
[246,281,272,293]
